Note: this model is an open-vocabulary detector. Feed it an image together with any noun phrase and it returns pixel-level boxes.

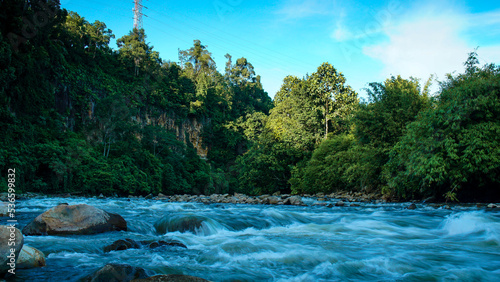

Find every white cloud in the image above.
[364,15,469,82]
[467,9,500,30]
[362,5,500,93]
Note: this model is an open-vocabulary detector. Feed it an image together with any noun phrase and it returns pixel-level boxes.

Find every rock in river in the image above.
[0,202,9,217]
[22,204,127,235]
[283,196,303,206]
[407,203,417,210]
[132,274,210,282]
[16,245,46,269]
[155,215,205,234]
[104,239,187,252]
[0,225,23,277]
[83,263,148,282]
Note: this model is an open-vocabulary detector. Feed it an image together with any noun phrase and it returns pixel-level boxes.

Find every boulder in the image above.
[0,202,9,217]
[407,203,417,210]
[487,203,498,208]
[268,196,280,205]
[155,216,204,234]
[22,204,127,235]
[284,196,303,206]
[145,240,187,249]
[0,225,23,277]
[84,263,148,282]
[335,201,345,207]
[16,245,46,269]
[103,239,141,252]
[132,274,210,282]
[104,239,186,252]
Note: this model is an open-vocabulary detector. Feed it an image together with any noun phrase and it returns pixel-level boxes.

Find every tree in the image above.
[117,28,160,76]
[309,63,358,137]
[179,40,216,78]
[291,75,430,195]
[355,75,430,148]
[384,52,500,201]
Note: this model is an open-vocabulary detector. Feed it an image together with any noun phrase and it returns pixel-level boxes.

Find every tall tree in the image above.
[179,39,216,78]
[309,63,358,137]
[117,28,159,76]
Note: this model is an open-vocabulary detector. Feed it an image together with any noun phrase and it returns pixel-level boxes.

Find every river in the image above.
[4,197,500,281]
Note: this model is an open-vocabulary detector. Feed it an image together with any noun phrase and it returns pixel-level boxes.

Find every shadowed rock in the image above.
[154,216,205,234]
[407,203,417,210]
[104,239,186,252]
[83,263,148,282]
[22,204,127,235]
[103,239,141,252]
[132,274,210,282]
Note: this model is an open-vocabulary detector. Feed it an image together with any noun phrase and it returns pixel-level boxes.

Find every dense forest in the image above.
[1,0,499,202]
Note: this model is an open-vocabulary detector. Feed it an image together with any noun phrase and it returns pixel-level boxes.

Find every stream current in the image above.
[3,197,500,281]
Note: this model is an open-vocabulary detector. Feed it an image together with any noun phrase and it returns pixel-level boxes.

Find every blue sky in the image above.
[61,0,500,100]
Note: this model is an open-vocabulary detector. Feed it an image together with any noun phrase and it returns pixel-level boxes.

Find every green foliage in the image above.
[236,133,310,195]
[384,53,500,201]
[290,134,383,194]
[237,63,358,195]
[291,75,430,195]
[355,76,430,147]
[309,62,359,136]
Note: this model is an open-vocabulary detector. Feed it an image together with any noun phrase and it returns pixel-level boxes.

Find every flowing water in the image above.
[3,197,500,281]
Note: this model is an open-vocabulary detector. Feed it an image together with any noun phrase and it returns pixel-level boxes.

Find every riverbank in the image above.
[3,191,499,210]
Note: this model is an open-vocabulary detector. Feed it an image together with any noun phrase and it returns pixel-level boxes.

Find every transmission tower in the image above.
[133,0,147,29]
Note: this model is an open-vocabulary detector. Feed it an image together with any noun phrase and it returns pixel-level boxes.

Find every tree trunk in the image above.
[106,138,111,158]
[324,100,329,139]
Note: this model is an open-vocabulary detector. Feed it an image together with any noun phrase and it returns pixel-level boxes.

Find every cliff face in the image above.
[140,112,209,159]
[54,84,209,159]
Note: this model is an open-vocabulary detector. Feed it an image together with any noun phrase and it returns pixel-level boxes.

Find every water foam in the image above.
[441,211,497,236]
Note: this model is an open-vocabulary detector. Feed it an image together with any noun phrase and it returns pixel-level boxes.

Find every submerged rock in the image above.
[132,274,210,282]
[146,240,187,249]
[16,245,46,269]
[155,215,205,234]
[84,263,148,282]
[0,225,23,277]
[103,239,141,252]
[22,204,127,235]
[335,201,345,207]
[407,203,417,210]
[104,239,186,252]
